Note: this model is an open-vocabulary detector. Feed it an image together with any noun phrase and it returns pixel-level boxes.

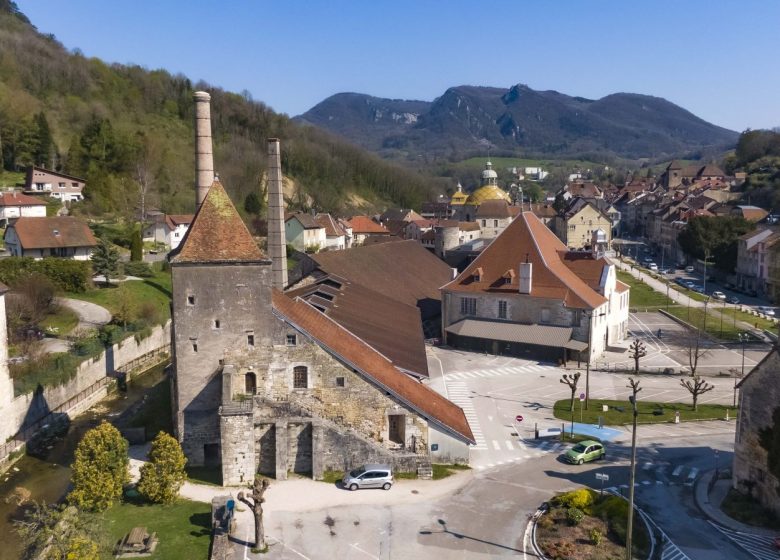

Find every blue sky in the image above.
[18,0,780,131]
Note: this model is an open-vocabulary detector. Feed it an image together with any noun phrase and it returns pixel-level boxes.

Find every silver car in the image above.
[342,464,393,491]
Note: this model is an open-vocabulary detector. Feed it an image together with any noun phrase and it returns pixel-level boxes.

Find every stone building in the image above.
[441,211,629,362]
[553,198,612,250]
[453,161,512,222]
[733,348,780,517]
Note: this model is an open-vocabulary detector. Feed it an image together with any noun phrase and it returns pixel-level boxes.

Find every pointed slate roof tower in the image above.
[170,179,266,264]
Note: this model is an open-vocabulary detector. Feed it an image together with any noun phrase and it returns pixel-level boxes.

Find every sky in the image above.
[17,0,780,132]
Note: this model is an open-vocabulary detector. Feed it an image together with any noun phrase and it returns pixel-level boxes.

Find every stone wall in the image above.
[0,322,171,458]
[733,350,780,516]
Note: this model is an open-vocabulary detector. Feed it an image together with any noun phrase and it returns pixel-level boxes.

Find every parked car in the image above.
[676,278,688,287]
[758,306,776,317]
[684,281,696,289]
[712,291,726,301]
[659,268,671,275]
[685,266,695,273]
[728,296,740,304]
[648,263,658,272]
[564,440,606,465]
[342,464,394,491]
[642,257,654,264]
[692,284,705,293]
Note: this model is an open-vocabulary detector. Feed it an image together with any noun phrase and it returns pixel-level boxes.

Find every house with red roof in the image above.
[0,191,47,227]
[4,216,97,260]
[441,211,629,363]
[347,215,390,245]
[142,212,194,250]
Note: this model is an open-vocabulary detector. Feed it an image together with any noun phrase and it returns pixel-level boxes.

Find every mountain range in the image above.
[296,85,739,161]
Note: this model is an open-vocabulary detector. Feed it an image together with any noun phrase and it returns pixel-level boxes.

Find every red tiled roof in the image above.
[0,192,46,206]
[7,216,97,249]
[348,216,390,234]
[272,290,474,443]
[475,199,511,218]
[314,213,346,237]
[170,180,266,263]
[443,212,608,309]
[165,214,194,229]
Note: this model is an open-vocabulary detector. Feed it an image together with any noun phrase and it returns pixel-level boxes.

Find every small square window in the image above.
[293,366,308,389]
[214,319,220,329]
[286,334,297,346]
[187,295,195,305]
[335,377,345,387]
[192,342,198,353]
[247,334,255,347]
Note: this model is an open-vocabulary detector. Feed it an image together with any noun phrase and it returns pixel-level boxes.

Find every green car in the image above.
[564,440,606,465]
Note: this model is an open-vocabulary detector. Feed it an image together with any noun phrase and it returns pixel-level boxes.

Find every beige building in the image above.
[441,211,629,363]
[285,212,327,253]
[24,166,85,203]
[554,198,612,250]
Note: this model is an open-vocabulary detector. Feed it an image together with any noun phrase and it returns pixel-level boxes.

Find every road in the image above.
[56,297,111,331]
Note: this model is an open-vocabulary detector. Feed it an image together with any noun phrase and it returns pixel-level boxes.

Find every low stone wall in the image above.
[0,322,171,466]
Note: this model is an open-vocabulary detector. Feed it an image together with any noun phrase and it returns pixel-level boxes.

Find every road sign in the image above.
[579,393,585,401]
[595,473,609,481]
[515,415,524,423]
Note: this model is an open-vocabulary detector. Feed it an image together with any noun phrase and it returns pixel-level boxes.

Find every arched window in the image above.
[293,366,308,389]
[245,372,256,394]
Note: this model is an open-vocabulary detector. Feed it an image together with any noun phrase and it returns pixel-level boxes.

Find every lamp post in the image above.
[703,296,711,333]
[626,378,642,560]
[720,300,725,338]
[736,332,748,408]
[702,249,714,295]
[585,310,607,411]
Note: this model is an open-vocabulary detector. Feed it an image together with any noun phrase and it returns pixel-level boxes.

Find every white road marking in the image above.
[505,440,514,450]
[687,467,699,480]
[349,542,379,560]
[493,440,501,450]
[672,465,684,476]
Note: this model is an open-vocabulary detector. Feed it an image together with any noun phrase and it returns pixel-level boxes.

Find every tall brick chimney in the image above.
[193,91,214,210]
[267,138,287,289]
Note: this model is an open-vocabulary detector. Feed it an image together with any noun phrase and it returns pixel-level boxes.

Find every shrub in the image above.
[540,540,576,560]
[122,261,153,277]
[537,514,555,531]
[0,257,91,292]
[553,488,596,511]
[566,507,584,526]
[68,421,129,512]
[138,432,188,504]
[589,528,603,545]
[138,301,163,326]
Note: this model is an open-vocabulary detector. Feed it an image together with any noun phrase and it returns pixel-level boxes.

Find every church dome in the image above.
[466,185,512,206]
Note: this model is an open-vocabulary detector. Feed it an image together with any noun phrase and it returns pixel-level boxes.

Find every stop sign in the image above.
[515,415,523,422]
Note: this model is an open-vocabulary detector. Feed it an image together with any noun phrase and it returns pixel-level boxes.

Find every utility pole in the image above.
[626,377,642,560]
[585,310,606,411]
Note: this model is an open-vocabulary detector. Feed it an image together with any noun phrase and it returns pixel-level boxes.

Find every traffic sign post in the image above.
[515,415,523,423]
[595,472,610,496]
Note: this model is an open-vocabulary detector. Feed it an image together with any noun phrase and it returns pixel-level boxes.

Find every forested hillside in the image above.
[724,129,780,210]
[0,1,444,219]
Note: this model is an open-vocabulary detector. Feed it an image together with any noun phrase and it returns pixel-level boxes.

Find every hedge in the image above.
[0,257,92,292]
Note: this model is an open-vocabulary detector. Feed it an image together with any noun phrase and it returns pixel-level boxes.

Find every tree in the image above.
[680,376,715,411]
[560,372,581,412]
[628,339,647,373]
[90,238,119,287]
[130,226,143,262]
[238,476,270,552]
[681,329,711,376]
[552,192,567,215]
[677,216,754,273]
[244,191,263,215]
[113,283,135,329]
[68,421,129,512]
[14,502,102,560]
[137,431,188,505]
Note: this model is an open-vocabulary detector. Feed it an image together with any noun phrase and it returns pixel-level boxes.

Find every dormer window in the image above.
[502,269,515,285]
[473,267,484,283]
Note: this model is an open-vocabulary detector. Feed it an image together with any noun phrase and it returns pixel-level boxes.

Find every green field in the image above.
[617,271,674,310]
[101,498,211,560]
[553,399,734,426]
[455,156,605,171]
[39,305,79,336]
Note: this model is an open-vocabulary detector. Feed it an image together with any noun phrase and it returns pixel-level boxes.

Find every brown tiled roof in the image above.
[165,214,194,229]
[527,203,557,219]
[380,208,423,223]
[560,252,612,293]
[0,192,46,206]
[567,181,602,199]
[475,199,511,218]
[421,229,436,241]
[700,164,725,177]
[286,212,321,230]
[286,275,429,377]
[8,216,97,249]
[314,213,346,237]
[459,222,481,232]
[272,290,474,443]
[170,180,266,263]
[307,239,453,312]
[615,280,629,294]
[382,219,408,237]
[362,235,401,246]
[733,206,769,223]
[443,212,608,309]
[348,216,390,234]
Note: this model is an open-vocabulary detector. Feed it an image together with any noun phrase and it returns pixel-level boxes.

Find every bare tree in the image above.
[680,328,712,376]
[560,372,581,412]
[680,376,715,411]
[238,476,270,551]
[628,339,647,373]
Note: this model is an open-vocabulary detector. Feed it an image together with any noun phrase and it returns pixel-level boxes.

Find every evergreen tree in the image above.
[244,191,263,215]
[67,422,129,512]
[33,112,54,168]
[90,238,119,286]
[137,432,187,505]
[130,226,143,262]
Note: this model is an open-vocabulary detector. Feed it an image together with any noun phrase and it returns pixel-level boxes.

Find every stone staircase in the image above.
[417,461,433,480]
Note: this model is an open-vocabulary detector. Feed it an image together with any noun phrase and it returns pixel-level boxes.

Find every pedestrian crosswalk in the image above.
[447,382,487,450]
[708,521,780,560]
[659,534,691,560]
[445,363,557,381]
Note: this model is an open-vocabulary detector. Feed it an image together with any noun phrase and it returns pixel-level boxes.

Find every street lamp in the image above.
[736,332,749,408]
[703,296,711,333]
[585,309,607,411]
[702,249,714,295]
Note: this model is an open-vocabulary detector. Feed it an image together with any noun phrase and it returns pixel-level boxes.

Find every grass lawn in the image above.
[66,273,171,323]
[617,271,674,310]
[668,283,710,302]
[39,305,79,336]
[663,305,746,341]
[431,463,470,480]
[101,497,212,560]
[721,488,780,530]
[553,399,734,425]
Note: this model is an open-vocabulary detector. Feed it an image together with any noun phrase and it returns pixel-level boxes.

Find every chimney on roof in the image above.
[193,91,214,210]
[519,262,532,294]
[267,138,288,290]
